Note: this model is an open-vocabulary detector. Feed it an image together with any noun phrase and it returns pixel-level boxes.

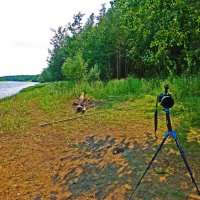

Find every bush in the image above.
[61,52,87,83]
[87,64,101,83]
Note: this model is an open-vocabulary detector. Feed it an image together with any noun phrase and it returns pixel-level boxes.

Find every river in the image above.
[0,81,39,99]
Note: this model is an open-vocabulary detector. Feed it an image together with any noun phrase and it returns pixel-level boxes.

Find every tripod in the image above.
[129,107,200,199]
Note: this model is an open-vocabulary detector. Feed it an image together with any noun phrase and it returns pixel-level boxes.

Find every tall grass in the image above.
[0,74,199,137]
[168,74,200,140]
[18,74,199,112]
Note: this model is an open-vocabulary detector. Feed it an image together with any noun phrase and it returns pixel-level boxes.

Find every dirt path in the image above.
[0,101,199,200]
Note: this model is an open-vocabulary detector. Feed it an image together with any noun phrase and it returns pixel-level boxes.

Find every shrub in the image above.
[61,52,87,83]
[87,64,101,83]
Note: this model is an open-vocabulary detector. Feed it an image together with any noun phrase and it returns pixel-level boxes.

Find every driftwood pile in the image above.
[40,92,100,127]
[73,92,93,113]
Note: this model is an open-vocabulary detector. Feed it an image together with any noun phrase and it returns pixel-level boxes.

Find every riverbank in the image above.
[0,76,199,199]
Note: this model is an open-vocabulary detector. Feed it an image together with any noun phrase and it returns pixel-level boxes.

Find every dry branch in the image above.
[39,104,135,127]
[40,111,104,127]
[76,92,85,112]
[82,97,92,112]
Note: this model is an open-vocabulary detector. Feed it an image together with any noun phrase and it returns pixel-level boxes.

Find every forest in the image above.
[0,75,40,82]
[40,0,200,83]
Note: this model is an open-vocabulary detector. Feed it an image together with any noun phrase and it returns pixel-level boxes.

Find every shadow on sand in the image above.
[35,132,199,200]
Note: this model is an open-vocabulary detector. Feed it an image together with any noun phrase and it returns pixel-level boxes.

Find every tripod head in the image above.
[154,84,174,137]
[157,84,174,108]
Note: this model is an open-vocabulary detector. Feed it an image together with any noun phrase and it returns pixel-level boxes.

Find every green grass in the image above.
[0,74,199,139]
[0,74,199,200]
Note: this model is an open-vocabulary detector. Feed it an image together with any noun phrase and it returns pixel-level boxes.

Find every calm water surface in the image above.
[0,81,38,99]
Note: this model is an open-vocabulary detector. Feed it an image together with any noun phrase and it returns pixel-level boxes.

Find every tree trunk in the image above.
[116,52,119,79]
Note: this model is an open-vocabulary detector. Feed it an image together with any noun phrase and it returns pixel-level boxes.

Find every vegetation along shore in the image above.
[0,75,199,199]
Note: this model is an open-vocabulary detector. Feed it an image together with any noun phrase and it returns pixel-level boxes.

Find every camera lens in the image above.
[161,96,174,108]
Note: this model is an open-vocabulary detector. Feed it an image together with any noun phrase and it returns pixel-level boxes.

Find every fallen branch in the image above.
[40,111,104,127]
[39,104,135,127]
[82,97,92,112]
[76,92,85,113]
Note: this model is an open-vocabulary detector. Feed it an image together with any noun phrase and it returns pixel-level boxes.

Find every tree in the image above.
[40,68,53,82]
[114,0,200,77]
[61,52,87,83]
[87,64,101,83]
[42,0,200,82]
[46,26,69,81]
[68,12,85,35]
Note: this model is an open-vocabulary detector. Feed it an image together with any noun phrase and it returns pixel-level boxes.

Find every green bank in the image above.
[0,75,199,199]
[0,75,199,140]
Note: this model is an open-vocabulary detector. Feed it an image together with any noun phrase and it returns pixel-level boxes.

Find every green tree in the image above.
[40,68,53,82]
[47,26,69,81]
[87,64,101,83]
[42,0,200,82]
[68,12,85,35]
[61,52,87,83]
[81,4,128,80]
[114,0,200,77]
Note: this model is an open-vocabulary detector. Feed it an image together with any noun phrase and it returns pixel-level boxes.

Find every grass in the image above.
[0,74,199,136]
[0,74,199,199]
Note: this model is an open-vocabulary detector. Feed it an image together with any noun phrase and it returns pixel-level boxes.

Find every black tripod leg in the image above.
[174,138,200,196]
[129,136,168,200]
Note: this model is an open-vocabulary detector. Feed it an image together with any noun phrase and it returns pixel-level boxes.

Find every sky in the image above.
[0,0,111,76]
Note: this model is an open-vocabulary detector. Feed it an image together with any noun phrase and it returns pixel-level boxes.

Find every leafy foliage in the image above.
[41,0,200,82]
[87,64,101,83]
[61,52,87,83]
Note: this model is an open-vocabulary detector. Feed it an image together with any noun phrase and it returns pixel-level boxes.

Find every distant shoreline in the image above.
[0,74,40,82]
[0,80,39,82]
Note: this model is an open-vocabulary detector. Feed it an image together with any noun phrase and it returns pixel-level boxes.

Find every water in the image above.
[0,81,39,99]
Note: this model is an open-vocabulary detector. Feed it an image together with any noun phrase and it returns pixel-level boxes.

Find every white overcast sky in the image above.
[0,0,110,76]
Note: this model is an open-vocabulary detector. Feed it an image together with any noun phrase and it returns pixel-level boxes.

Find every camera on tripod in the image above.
[157,84,174,108]
[130,84,200,199]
